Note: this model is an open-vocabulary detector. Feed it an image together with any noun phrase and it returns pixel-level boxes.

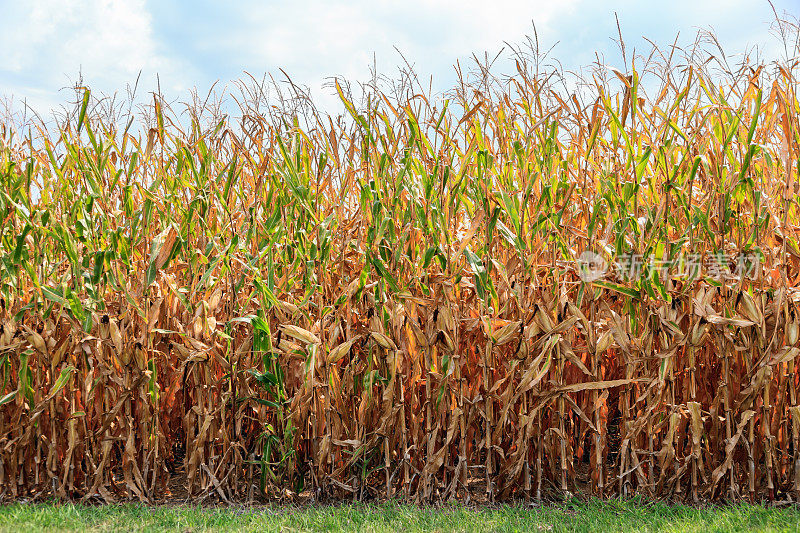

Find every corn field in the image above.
[1,30,800,503]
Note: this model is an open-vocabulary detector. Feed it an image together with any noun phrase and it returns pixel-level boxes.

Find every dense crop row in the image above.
[1,30,800,502]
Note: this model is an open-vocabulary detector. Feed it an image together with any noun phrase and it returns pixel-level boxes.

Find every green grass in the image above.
[0,500,798,532]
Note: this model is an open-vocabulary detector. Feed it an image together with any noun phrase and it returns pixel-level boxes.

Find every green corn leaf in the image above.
[77,89,90,133]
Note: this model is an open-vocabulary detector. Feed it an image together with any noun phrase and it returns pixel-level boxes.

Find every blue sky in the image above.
[1,0,798,119]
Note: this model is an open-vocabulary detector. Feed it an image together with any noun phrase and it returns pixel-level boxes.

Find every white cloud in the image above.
[190,0,578,111]
[1,0,796,119]
[3,0,155,74]
[185,0,793,111]
[0,0,184,118]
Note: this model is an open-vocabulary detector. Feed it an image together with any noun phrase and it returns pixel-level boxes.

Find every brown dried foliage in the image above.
[1,28,800,502]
